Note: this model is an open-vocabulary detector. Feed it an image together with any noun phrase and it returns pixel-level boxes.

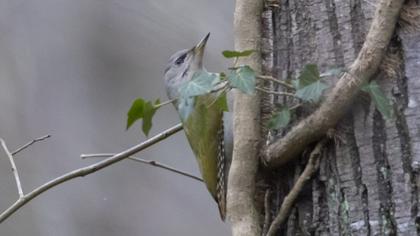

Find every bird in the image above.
[163,33,232,221]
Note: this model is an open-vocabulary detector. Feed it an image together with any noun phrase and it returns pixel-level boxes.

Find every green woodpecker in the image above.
[163,33,232,220]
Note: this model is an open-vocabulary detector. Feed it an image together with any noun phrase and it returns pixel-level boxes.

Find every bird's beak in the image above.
[192,33,210,61]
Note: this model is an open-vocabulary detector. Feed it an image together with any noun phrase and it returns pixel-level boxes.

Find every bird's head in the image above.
[164,33,210,99]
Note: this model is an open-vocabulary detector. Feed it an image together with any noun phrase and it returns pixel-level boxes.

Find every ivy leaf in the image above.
[268,107,291,129]
[222,50,255,58]
[361,81,394,119]
[127,98,145,130]
[295,81,328,102]
[178,96,195,122]
[296,64,320,87]
[126,98,160,136]
[294,64,328,102]
[227,65,256,95]
[141,100,159,136]
[179,71,219,97]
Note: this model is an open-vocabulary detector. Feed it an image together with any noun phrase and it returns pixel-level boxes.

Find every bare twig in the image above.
[11,134,51,156]
[81,153,202,182]
[0,139,24,197]
[0,123,182,224]
[257,75,294,90]
[266,140,327,236]
[256,87,297,98]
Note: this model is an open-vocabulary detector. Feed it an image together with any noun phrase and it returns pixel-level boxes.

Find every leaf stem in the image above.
[154,98,177,109]
[257,75,294,90]
[256,87,298,98]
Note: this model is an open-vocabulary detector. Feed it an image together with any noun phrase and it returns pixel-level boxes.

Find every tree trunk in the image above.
[264,0,420,235]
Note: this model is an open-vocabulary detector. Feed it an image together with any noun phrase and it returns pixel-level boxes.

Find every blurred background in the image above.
[0,0,233,235]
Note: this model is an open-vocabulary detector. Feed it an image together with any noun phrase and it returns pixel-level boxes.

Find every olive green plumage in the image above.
[182,94,226,219]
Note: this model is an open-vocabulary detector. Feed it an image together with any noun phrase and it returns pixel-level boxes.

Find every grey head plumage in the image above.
[163,33,210,101]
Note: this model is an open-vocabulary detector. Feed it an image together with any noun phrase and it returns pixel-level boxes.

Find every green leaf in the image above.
[126,98,160,136]
[268,107,291,129]
[222,50,255,58]
[179,71,219,97]
[178,97,195,122]
[227,65,256,95]
[361,81,394,119]
[142,101,158,136]
[127,98,145,130]
[177,71,219,121]
[215,93,229,112]
[295,80,328,102]
[296,64,320,88]
[294,64,328,102]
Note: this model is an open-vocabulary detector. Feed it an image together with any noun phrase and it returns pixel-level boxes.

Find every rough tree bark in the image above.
[261,0,420,235]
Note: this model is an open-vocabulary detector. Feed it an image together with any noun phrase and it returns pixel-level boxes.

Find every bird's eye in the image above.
[175,53,187,65]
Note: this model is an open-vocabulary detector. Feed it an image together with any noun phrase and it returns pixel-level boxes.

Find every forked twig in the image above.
[0,124,182,224]
[0,139,24,197]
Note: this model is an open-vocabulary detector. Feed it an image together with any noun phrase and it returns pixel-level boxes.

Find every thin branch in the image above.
[264,0,405,168]
[0,139,24,197]
[256,87,297,98]
[266,140,327,236]
[0,123,182,224]
[257,75,294,90]
[11,134,51,156]
[81,153,202,182]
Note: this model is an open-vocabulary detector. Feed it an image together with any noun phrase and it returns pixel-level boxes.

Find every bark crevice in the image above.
[372,110,398,235]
